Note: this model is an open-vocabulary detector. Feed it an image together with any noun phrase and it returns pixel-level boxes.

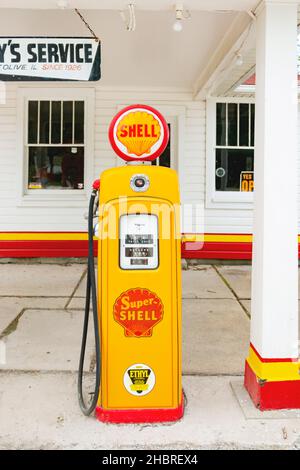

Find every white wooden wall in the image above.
[0,83,205,233]
[0,83,298,235]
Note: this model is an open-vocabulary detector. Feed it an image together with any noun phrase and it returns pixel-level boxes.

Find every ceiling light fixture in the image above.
[235,53,243,66]
[119,4,136,32]
[173,3,191,32]
[57,0,69,9]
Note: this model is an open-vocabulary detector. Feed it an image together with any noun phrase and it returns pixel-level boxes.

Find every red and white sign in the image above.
[108,104,169,162]
[113,287,164,337]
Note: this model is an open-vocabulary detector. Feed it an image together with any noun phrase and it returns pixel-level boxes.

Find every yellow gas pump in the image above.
[78,105,183,423]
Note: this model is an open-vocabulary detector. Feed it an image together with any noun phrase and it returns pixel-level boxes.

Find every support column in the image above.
[244,0,300,410]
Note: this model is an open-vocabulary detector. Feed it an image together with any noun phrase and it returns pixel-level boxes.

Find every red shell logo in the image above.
[113,288,164,337]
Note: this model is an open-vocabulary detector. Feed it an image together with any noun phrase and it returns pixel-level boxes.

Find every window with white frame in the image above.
[27,100,85,190]
[215,102,255,191]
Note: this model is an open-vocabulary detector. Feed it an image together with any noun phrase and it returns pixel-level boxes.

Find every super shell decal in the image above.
[123,363,156,396]
[108,104,169,162]
[113,287,164,337]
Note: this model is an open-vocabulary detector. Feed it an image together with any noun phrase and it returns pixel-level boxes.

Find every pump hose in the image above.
[77,189,101,415]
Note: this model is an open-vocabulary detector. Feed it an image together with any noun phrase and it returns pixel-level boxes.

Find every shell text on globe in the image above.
[116,111,161,156]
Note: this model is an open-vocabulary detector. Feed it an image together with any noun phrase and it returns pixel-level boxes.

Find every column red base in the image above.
[95,396,184,424]
[244,360,300,411]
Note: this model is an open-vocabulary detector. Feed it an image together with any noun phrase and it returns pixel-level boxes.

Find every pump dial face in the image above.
[119,214,158,270]
[130,174,150,192]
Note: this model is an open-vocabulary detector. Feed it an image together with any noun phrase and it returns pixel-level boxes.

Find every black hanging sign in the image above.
[0,37,101,81]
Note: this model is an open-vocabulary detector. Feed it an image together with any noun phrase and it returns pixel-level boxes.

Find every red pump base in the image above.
[95,395,184,424]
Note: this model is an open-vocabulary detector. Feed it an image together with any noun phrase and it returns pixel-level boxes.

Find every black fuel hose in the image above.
[77,189,101,415]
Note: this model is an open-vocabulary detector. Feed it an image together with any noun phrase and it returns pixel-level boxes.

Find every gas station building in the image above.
[0,0,271,260]
[0,0,300,410]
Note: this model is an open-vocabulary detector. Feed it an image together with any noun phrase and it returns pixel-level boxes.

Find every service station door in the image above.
[119,214,158,270]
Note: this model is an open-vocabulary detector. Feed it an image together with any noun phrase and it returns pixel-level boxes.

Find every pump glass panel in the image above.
[120,214,158,270]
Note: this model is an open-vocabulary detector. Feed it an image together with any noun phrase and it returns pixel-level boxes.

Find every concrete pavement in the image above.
[0,263,300,449]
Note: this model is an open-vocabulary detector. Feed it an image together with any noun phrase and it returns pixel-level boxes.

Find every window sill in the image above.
[206,191,254,210]
[17,191,88,208]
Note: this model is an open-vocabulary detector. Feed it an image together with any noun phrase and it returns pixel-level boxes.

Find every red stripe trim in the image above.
[0,235,298,260]
[0,240,97,258]
[182,241,252,260]
[0,238,253,259]
[244,360,300,410]
[250,343,299,363]
[96,397,184,424]
[0,231,85,234]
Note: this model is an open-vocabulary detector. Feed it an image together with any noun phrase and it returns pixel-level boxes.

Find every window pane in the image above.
[151,124,171,167]
[227,103,237,146]
[28,146,84,190]
[158,147,171,167]
[74,101,84,144]
[51,101,61,144]
[216,103,226,146]
[39,101,50,144]
[215,148,254,191]
[63,101,73,144]
[28,101,38,144]
[239,104,249,147]
[250,104,255,147]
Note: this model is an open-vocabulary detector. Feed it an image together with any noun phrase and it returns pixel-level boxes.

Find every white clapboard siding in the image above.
[295,102,300,240]
[0,82,201,233]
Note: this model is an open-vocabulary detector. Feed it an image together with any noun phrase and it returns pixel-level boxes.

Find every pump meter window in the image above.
[120,214,159,270]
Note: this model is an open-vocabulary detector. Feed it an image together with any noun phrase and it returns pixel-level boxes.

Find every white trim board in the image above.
[16,87,95,208]
[205,96,255,210]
